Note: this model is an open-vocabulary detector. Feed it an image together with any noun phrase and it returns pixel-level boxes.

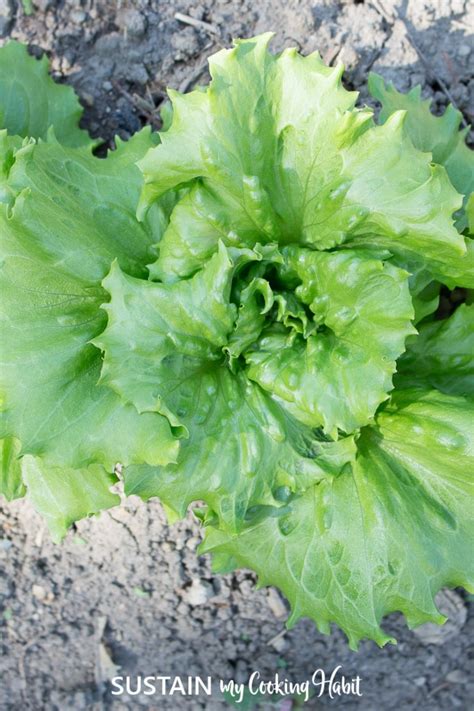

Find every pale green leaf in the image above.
[123,375,357,532]
[245,248,415,433]
[95,243,237,427]
[202,389,474,648]
[21,456,120,542]
[226,277,275,360]
[368,73,473,204]
[139,35,465,285]
[341,122,470,284]
[0,131,178,469]
[369,74,466,165]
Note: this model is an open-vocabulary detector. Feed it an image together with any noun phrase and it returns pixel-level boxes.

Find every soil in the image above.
[0,1,473,710]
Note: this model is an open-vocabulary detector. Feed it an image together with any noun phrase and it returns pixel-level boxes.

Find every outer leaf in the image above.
[202,390,474,648]
[0,41,95,148]
[246,248,415,434]
[0,131,178,469]
[368,73,473,237]
[397,304,474,397]
[139,35,466,285]
[368,73,474,206]
[340,124,467,282]
[369,74,466,163]
[0,437,25,500]
[21,456,120,543]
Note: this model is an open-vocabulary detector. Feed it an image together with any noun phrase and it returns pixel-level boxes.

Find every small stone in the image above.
[458,44,471,58]
[446,669,468,684]
[266,588,287,619]
[103,81,113,92]
[413,677,426,687]
[0,538,12,551]
[32,584,46,600]
[31,584,54,603]
[186,536,201,551]
[181,578,214,606]
[70,10,86,24]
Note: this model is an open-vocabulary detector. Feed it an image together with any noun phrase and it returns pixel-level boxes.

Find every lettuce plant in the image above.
[1,37,473,649]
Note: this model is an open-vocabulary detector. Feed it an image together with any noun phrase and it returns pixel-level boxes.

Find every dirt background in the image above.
[0,1,473,709]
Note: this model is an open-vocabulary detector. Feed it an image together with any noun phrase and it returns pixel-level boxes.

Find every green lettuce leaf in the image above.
[246,247,415,434]
[368,73,474,232]
[396,304,474,397]
[226,276,275,359]
[0,437,25,500]
[368,73,473,195]
[0,433,117,542]
[123,379,357,532]
[0,40,95,148]
[202,389,474,648]
[2,37,472,647]
[139,34,466,286]
[21,456,120,542]
[95,243,238,427]
[0,130,178,469]
[94,244,357,530]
